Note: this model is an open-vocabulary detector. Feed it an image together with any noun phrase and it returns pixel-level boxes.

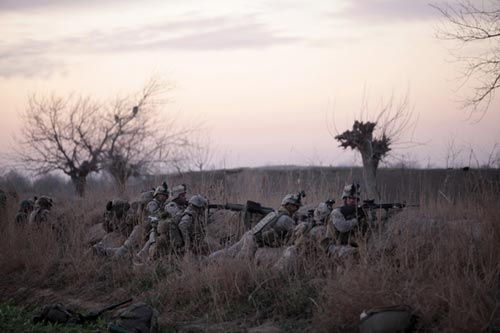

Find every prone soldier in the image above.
[252,192,304,248]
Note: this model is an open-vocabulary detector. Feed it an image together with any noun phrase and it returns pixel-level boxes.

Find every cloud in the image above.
[0,0,128,11]
[0,16,301,77]
[335,0,439,23]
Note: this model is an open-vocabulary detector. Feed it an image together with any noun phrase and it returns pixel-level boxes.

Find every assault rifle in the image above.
[79,298,133,323]
[341,200,419,220]
[208,200,274,215]
[33,298,133,325]
[208,200,275,229]
[361,200,419,211]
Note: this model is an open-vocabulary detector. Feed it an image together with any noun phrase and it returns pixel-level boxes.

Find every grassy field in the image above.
[0,166,499,332]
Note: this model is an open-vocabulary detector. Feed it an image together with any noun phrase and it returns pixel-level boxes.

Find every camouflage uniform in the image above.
[133,184,169,260]
[164,184,188,216]
[178,195,208,254]
[95,199,143,258]
[290,200,334,246]
[103,200,135,237]
[154,184,188,256]
[15,199,35,225]
[253,193,302,247]
[323,184,369,257]
[146,198,166,216]
[145,183,169,217]
[28,196,52,225]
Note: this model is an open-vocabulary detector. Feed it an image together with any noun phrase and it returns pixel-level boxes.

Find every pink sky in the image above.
[1,0,499,170]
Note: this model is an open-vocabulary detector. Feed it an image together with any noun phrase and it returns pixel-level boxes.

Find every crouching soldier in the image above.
[146,183,169,216]
[289,199,334,247]
[94,199,142,258]
[141,184,189,259]
[136,183,170,259]
[164,184,188,216]
[15,198,35,225]
[178,194,208,254]
[155,184,189,256]
[322,183,367,258]
[28,196,53,225]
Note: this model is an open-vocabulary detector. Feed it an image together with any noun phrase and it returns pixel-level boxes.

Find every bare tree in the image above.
[102,79,194,193]
[186,130,214,172]
[433,0,500,116]
[16,78,193,196]
[330,93,414,200]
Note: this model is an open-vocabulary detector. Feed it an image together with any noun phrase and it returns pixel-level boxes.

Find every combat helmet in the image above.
[153,182,169,198]
[281,191,305,207]
[105,199,130,218]
[188,194,208,208]
[341,183,361,199]
[19,199,35,212]
[35,196,53,209]
[139,189,154,204]
[170,184,187,200]
[314,200,334,223]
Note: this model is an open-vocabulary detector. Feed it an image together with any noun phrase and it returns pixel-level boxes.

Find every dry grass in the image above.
[0,167,499,332]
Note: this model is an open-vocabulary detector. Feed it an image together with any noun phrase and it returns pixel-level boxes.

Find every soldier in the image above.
[15,198,35,225]
[290,199,334,246]
[322,183,367,257]
[154,184,189,256]
[130,189,154,217]
[146,182,169,216]
[209,192,303,262]
[28,196,53,225]
[178,194,208,254]
[94,198,145,258]
[253,193,302,247]
[164,184,188,216]
[103,200,135,236]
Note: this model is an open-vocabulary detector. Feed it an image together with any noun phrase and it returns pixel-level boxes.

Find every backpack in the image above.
[109,302,158,333]
[32,303,80,324]
[359,305,417,333]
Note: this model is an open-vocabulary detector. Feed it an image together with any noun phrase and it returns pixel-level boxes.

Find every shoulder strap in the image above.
[251,211,280,236]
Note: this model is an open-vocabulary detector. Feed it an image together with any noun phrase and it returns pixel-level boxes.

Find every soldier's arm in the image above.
[146,201,159,215]
[178,215,192,250]
[331,208,358,233]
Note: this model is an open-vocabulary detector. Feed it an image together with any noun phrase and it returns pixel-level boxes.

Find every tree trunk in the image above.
[71,175,87,197]
[113,174,127,195]
[361,152,380,201]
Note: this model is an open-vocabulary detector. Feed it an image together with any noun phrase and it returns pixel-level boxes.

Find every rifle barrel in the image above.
[84,298,133,320]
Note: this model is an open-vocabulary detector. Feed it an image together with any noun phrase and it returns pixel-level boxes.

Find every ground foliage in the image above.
[0,167,499,332]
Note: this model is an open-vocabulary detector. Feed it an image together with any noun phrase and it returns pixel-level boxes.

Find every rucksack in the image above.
[359,305,417,333]
[109,302,158,333]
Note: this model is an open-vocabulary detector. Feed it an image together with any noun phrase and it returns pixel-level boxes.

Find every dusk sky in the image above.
[1,0,499,170]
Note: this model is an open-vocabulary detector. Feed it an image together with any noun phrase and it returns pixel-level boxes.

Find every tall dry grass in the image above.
[0,167,499,332]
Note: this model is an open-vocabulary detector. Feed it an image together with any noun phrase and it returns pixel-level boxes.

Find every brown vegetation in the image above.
[0,167,499,332]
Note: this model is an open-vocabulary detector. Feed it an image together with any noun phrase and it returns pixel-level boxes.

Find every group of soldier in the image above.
[10,183,417,331]
[89,180,394,265]
[14,195,53,226]
[11,179,396,264]
[93,183,211,260]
